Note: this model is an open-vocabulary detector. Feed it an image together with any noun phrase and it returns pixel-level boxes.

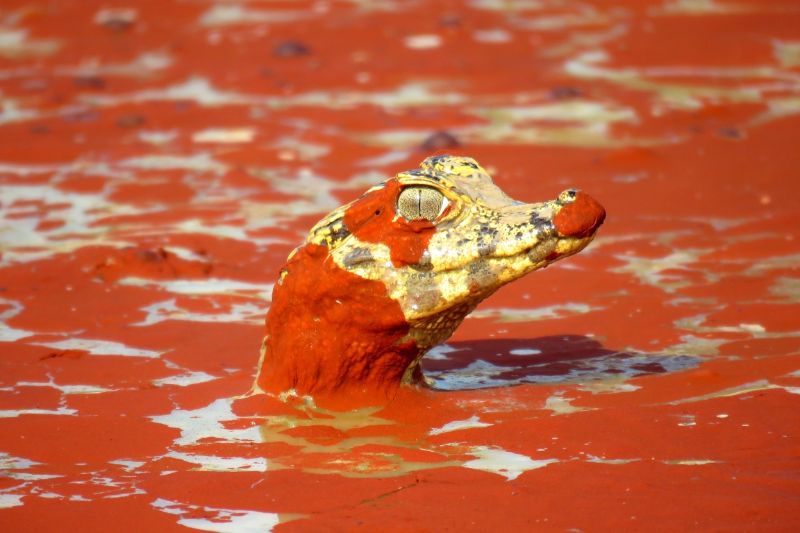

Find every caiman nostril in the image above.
[553,191,606,238]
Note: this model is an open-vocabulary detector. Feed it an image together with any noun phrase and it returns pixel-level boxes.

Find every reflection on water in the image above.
[424,336,700,390]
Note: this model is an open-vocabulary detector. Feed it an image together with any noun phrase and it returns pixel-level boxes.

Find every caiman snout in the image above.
[553,189,606,239]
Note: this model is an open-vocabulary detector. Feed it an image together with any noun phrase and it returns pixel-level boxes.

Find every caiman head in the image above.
[256,155,605,398]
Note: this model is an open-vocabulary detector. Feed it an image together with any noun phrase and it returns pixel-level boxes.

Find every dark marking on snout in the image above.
[478,241,497,258]
[342,246,374,267]
[478,224,498,237]
[529,215,555,238]
[529,213,550,227]
[328,223,351,243]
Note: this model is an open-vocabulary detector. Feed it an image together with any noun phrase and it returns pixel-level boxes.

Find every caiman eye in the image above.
[397,186,449,222]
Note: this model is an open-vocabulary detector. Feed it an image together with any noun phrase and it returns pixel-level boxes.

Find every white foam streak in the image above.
[429,415,492,435]
[32,338,163,358]
[150,399,261,446]
[152,498,280,532]
[463,446,557,480]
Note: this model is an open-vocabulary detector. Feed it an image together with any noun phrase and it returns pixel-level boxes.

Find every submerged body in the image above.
[256,155,605,397]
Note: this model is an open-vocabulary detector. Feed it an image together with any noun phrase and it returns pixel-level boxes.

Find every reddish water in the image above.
[1,0,799,531]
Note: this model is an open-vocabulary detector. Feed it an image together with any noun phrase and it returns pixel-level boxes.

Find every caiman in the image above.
[255,155,605,398]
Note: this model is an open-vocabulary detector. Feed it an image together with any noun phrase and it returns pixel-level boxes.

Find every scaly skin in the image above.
[255,155,606,398]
